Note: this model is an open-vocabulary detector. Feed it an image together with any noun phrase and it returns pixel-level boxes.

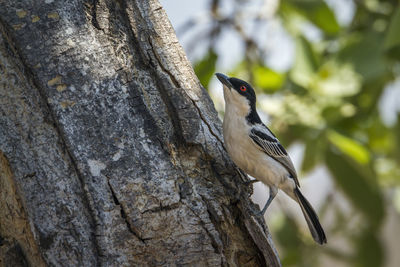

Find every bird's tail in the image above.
[294,187,327,245]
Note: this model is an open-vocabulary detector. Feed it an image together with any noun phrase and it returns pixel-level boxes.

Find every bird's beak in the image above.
[215,73,233,90]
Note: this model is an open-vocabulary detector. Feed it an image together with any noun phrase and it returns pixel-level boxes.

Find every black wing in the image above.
[249,126,299,186]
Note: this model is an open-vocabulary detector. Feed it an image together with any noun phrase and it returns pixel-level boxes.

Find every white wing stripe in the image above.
[253,134,286,157]
[249,126,299,185]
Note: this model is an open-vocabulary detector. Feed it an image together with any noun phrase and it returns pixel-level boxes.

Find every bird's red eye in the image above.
[240,85,246,92]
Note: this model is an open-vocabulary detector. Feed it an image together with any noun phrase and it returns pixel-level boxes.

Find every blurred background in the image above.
[160,0,400,266]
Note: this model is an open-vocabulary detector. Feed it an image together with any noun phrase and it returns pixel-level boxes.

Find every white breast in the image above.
[222,93,291,188]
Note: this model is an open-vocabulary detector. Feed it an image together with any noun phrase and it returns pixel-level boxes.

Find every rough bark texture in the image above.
[0,1,280,266]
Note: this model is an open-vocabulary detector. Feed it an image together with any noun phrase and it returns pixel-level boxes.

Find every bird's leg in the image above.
[236,167,260,186]
[236,167,248,181]
[258,186,278,216]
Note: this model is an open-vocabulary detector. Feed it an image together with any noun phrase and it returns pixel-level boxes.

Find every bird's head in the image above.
[215,73,257,116]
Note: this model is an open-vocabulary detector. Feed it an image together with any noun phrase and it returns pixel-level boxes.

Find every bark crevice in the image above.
[89,0,104,32]
[106,177,146,244]
[0,14,102,266]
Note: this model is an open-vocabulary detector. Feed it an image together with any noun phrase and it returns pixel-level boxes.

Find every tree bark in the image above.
[0,1,280,266]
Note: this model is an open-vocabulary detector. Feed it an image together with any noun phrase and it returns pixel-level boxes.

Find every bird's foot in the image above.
[254,205,269,217]
[255,210,266,217]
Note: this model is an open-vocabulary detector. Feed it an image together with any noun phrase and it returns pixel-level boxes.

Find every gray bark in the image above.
[0,0,280,266]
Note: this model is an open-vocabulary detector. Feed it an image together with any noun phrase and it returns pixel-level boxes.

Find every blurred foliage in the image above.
[281,0,340,35]
[185,0,400,266]
[193,49,218,88]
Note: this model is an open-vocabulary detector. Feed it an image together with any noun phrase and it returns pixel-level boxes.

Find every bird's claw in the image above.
[255,210,266,217]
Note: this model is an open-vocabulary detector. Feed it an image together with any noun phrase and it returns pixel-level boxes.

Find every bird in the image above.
[215,73,327,245]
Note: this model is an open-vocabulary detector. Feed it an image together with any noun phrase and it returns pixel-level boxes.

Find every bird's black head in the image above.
[215,73,257,106]
[215,73,261,124]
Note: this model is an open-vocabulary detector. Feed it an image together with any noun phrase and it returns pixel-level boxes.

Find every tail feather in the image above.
[294,187,327,245]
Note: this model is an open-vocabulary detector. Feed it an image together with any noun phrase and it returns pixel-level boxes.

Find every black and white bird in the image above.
[216,73,327,245]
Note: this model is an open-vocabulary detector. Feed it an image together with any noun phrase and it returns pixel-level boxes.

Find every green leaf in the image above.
[282,0,340,35]
[337,32,386,81]
[301,131,325,173]
[355,230,383,267]
[290,36,319,87]
[301,139,321,173]
[193,49,218,89]
[327,130,370,165]
[325,147,384,229]
[384,6,400,51]
[281,249,303,266]
[252,65,285,92]
[302,143,317,173]
[367,115,395,155]
[276,216,302,265]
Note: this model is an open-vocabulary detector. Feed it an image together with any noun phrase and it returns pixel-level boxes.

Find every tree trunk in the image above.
[0,1,280,266]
